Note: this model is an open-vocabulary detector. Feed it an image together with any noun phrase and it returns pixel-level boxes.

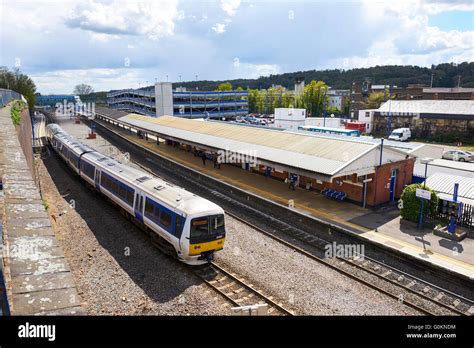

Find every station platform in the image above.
[95,120,474,281]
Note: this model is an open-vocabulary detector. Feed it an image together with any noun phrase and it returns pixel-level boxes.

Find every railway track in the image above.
[89,117,473,316]
[226,210,474,316]
[194,262,294,316]
[128,155,465,316]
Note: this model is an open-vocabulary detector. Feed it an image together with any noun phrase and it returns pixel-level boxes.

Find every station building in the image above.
[107,82,248,119]
[94,108,416,207]
[358,100,474,140]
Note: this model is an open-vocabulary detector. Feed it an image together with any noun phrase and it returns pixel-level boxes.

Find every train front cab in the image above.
[184,213,225,264]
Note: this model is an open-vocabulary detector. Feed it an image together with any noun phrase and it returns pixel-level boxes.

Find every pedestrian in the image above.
[265,166,271,179]
[213,154,221,169]
[288,174,297,190]
[201,152,206,166]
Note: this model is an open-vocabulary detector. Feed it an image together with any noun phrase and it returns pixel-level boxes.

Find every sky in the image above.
[0,0,473,94]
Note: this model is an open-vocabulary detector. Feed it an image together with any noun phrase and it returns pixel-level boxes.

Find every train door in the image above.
[134,192,144,223]
[94,169,101,191]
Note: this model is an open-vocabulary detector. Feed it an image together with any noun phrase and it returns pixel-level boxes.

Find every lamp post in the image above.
[323,92,327,127]
[387,84,392,136]
[419,157,434,228]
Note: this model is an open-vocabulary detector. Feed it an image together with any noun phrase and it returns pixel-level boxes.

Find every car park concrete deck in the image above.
[95,117,474,281]
[0,104,85,315]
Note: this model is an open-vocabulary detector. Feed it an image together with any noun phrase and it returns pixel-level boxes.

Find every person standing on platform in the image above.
[265,166,272,179]
[201,152,206,166]
[213,153,221,169]
[289,174,297,190]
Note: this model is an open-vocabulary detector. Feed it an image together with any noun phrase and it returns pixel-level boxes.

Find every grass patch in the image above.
[10,100,27,126]
[42,199,49,211]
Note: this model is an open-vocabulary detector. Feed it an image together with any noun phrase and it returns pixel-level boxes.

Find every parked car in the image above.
[442,150,474,162]
[388,128,411,141]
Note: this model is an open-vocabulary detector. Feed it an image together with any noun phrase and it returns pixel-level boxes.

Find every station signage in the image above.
[416,188,431,200]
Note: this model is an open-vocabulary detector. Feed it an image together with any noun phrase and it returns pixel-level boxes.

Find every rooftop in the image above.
[378,100,474,115]
[423,87,474,93]
[425,172,474,206]
[114,114,411,180]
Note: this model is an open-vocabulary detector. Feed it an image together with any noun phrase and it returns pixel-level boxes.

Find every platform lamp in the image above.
[420,157,434,188]
[418,157,434,229]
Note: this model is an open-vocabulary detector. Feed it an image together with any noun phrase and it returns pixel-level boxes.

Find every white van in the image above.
[388,128,411,141]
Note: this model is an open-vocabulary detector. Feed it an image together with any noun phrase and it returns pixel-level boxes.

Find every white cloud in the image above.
[234,62,281,78]
[212,23,227,34]
[65,0,179,40]
[332,0,474,68]
[31,68,143,94]
[220,0,241,16]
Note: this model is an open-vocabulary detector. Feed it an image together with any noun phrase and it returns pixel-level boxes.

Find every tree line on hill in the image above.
[175,62,474,91]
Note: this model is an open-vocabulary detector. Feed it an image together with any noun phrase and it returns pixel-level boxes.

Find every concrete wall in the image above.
[155,82,174,117]
[15,107,36,184]
[274,108,306,130]
[0,103,84,315]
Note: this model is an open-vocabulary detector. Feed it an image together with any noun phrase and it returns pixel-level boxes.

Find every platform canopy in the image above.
[425,172,474,206]
[113,114,411,181]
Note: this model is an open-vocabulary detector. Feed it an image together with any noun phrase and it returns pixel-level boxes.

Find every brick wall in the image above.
[369,158,415,206]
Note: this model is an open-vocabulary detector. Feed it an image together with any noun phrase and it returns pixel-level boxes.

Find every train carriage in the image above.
[45,124,225,265]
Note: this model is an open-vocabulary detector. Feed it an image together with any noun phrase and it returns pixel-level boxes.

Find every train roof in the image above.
[83,151,220,215]
[48,124,96,155]
[48,124,222,215]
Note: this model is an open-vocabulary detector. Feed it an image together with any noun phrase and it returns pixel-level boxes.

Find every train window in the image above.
[81,161,95,179]
[70,154,79,168]
[160,211,172,229]
[175,216,184,238]
[126,190,134,205]
[190,217,209,238]
[145,199,154,216]
[118,184,126,199]
[210,214,225,234]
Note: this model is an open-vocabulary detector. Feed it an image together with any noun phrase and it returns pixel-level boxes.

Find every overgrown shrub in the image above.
[400,184,438,223]
[10,100,26,126]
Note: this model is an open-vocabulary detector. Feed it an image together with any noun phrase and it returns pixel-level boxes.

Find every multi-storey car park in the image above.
[107,82,248,119]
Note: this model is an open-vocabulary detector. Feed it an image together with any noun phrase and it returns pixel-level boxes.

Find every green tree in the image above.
[247,88,258,112]
[326,105,340,115]
[362,90,394,109]
[0,67,36,110]
[217,82,232,91]
[299,80,328,117]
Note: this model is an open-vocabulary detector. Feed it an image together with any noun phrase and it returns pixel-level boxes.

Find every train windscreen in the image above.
[190,214,225,242]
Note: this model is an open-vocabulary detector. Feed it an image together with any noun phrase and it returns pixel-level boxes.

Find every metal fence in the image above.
[0,88,22,107]
[428,201,473,230]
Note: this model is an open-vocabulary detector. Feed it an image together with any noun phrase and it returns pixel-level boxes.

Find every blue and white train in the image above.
[46,124,225,265]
